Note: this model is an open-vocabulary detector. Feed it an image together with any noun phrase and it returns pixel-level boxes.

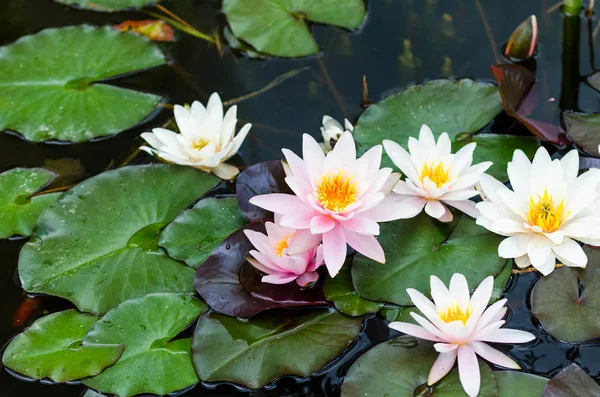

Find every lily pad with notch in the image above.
[222,0,366,58]
[55,0,161,12]
[0,168,61,238]
[192,309,362,388]
[563,113,600,157]
[496,371,548,397]
[543,364,600,397]
[2,310,123,383]
[82,293,206,397]
[18,165,218,314]
[0,25,165,142]
[194,222,329,318]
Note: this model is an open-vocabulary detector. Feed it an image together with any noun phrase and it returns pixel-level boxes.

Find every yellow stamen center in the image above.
[192,138,211,151]
[273,232,294,257]
[438,302,472,325]
[419,162,451,188]
[315,169,358,213]
[527,189,567,233]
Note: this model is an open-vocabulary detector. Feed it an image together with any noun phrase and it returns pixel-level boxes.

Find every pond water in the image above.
[1,0,599,396]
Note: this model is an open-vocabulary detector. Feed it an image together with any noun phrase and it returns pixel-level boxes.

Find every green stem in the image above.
[560,14,581,111]
[564,0,583,15]
[144,11,216,44]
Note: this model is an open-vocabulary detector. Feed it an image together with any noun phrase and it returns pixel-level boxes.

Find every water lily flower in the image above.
[244,221,324,287]
[382,125,492,222]
[140,93,251,180]
[320,115,354,153]
[389,274,534,397]
[249,132,400,278]
[476,147,600,275]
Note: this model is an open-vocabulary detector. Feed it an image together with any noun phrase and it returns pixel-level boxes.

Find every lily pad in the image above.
[159,197,247,269]
[83,293,205,397]
[0,168,61,238]
[564,113,600,156]
[19,165,218,314]
[352,213,506,306]
[588,71,600,92]
[194,223,328,318]
[222,0,366,57]
[324,261,383,317]
[496,371,548,397]
[543,364,600,397]
[2,310,123,383]
[341,336,498,397]
[0,25,165,142]
[55,0,160,12]
[192,309,362,388]
[82,391,106,397]
[531,246,600,343]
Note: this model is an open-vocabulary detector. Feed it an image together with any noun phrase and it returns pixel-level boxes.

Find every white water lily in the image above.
[390,274,534,397]
[320,115,354,153]
[382,125,492,222]
[141,93,251,180]
[475,147,600,275]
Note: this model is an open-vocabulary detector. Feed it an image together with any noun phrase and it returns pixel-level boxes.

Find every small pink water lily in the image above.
[389,274,534,397]
[249,132,400,278]
[383,125,492,222]
[244,221,324,286]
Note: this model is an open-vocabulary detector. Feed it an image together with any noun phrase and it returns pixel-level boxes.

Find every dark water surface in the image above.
[1,0,599,396]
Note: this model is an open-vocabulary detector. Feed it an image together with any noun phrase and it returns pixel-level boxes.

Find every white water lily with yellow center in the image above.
[390,274,534,397]
[140,93,251,180]
[476,147,600,275]
[383,125,492,222]
[320,115,353,153]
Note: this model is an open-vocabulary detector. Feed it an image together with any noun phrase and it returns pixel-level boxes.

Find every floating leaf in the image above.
[353,79,528,181]
[192,310,361,388]
[236,161,291,222]
[2,310,123,383]
[563,113,600,156]
[19,165,218,314]
[0,168,60,238]
[352,214,506,306]
[159,197,247,269]
[341,336,498,397]
[55,0,160,12]
[492,259,513,301]
[0,25,165,142]
[324,262,383,317]
[194,223,328,318]
[543,364,600,397]
[588,71,600,92]
[82,390,106,397]
[83,293,205,397]
[114,20,175,42]
[223,0,366,57]
[531,247,600,343]
[496,371,548,397]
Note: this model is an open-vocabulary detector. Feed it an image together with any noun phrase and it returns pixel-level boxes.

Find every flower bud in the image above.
[505,15,538,60]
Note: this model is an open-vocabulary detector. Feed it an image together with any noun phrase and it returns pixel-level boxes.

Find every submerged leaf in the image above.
[114,20,175,42]
[194,223,328,318]
[563,113,600,156]
[0,168,60,238]
[0,25,165,142]
[83,293,206,397]
[2,310,123,383]
[543,364,600,397]
[192,310,361,388]
[18,165,218,314]
[55,0,161,12]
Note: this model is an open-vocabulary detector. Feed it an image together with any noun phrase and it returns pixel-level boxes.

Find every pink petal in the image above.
[361,194,426,222]
[325,131,356,170]
[458,345,481,397]
[471,299,508,336]
[280,211,314,229]
[434,343,458,353]
[469,276,494,321]
[476,329,535,344]
[410,313,447,341]
[428,350,458,385]
[444,199,480,218]
[247,256,275,274]
[262,273,298,284]
[388,322,442,342]
[425,200,447,219]
[282,148,309,180]
[449,273,470,311]
[287,229,322,255]
[344,228,385,263]
[296,271,320,287]
[322,225,348,277]
[249,193,306,215]
[470,341,521,369]
[438,205,454,222]
[302,133,325,178]
[310,215,336,234]
[285,175,312,199]
[341,215,380,235]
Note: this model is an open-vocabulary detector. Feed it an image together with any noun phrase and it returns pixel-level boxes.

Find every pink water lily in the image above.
[244,221,324,287]
[389,274,534,397]
[249,132,400,277]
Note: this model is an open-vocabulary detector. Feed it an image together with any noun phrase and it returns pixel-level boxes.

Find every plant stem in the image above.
[564,0,583,15]
[145,10,216,44]
[560,13,581,111]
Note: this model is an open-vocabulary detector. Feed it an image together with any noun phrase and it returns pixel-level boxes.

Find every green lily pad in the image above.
[496,371,548,397]
[324,261,383,317]
[0,25,165,142]
[159,197,247,269]
[531,246,600,343]
[354,79,528,181]
[82,390,106,397]
[563,113,600,156]
[55,0,160,12]
[192,310,362,388]
[341,336,497,397]
[352,213,506,306]
[18,165,218,314]
[222,0,366,57]
[0,168,61,238]
[83,293,206,397]
[2,310,123,383]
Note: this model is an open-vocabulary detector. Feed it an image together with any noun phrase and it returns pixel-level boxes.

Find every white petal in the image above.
[470,341,521,369]
[428,350,458,385]
[383,140,419,181]
[552,238,588,268]
[457,345,480,397]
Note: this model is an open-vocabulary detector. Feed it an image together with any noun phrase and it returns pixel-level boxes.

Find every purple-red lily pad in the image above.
[563,112,600,157]
[194,223,328,318]
[543,364,600,397]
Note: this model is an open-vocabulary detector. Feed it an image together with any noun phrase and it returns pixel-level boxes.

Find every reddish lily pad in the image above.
[543,364,600,397]
[563,113,600,157]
